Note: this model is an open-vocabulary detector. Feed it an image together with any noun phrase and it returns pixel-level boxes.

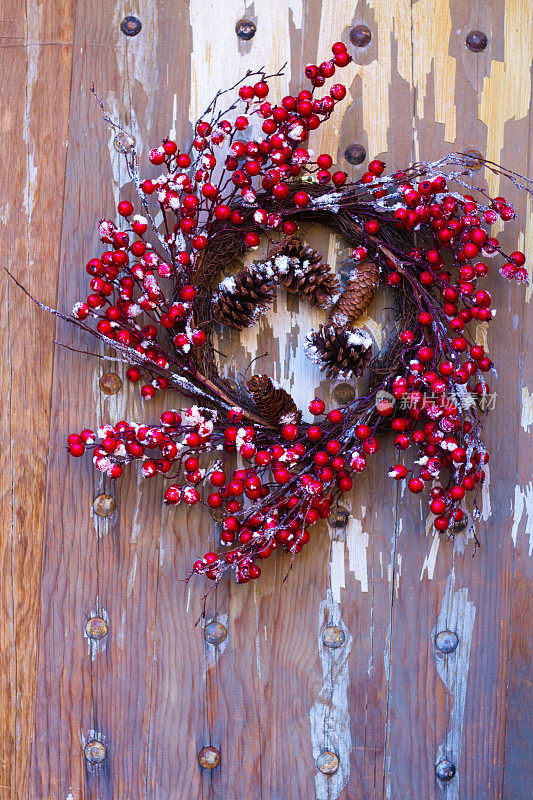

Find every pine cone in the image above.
[269,236,340,308]
[331,261,379,325]
[306,324,373,379]
[247,374,302,426]
[212,268,274,329]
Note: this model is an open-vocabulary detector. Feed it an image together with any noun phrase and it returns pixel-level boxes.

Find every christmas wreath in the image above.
[18,41,531,586]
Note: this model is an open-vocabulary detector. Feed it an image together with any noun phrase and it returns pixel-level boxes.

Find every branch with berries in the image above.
[18,40,532,587]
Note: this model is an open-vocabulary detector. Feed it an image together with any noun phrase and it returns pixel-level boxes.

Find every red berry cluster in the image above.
[60,42,530,585]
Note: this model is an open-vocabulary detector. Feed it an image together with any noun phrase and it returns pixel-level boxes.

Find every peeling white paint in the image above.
[420,533,440,580]
[310,590,352,800]
[521,387,533,433]
[434,570,476,799]
[330,539,346,603]
[346,516,369,592]
[188,0,302,123]
[420,514,439,580]
[511,482,533,555]
[481,463,492,521]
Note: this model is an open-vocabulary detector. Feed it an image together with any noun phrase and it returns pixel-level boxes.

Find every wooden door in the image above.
[2,1,531,798]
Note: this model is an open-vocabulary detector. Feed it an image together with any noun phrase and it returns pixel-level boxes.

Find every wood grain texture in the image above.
[1,1,531,799]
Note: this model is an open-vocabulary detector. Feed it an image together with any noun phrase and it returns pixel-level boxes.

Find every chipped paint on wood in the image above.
[310,590,352,800]
[346,513,369,592]
[420,529,440,581]
[188,0,302,123]
[481,463,492,521]
[521,387,533,433]
[412,0,457,141]
[511,483,533,554]
[330,539,346,603]
[433,570,476,800]
[479,2,533,194]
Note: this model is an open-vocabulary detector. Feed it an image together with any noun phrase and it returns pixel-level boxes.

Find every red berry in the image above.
[309,397,326,415]
[117,200,134,217]
[364,219,380,235]
[355,424,371,440]
[281,424,299,441]
[368,159,385,175]
[307,425,322,442]
[408,477,424,494]
[327,409,343,424]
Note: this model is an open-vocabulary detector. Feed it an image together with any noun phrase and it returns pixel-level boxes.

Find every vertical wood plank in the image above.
[0,2,75,798]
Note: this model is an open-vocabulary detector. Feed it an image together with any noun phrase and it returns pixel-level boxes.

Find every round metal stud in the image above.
[85,740,107,764]
[332,382,356,405]
[451,513,469,533]
[99,372,122,395]
[435,630,459,654]
[120,15,142,37]
[204,621,227,645]
[329,506,350,529]
[463,148,484,171]
[93,494,116,518]
[344,143,366,165]
[349,24,372,47]
[86,616,108,641]
[198,745,221,769]
[435,759,456,781]
[113,131,136,154]
[235,19,256,40]
[465,30,488,52]
[316,750,339,775]
[322,625,345,649]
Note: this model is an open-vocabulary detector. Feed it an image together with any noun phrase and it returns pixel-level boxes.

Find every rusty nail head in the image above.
[333,382,356,405]
[204,621,227,645]
[86,616,108,640]
[85,740,107,764]
[99,372,122,395]
[344,143,366,165]
[316,750,339,774]
[120,16,142,36]
[350,24,372,47]
[435,630,458,654]
[463,148,484,171]
[435,759,456,781]
[236,19,256,40]
[114,131,136,154]
[465,30,488,52]
[93,494,116,518]
[329,506,349,529]
[322,625,345,649]
[198,745,221,769]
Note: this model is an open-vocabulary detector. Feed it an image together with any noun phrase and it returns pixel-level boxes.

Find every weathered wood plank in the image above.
[0,2,75,798]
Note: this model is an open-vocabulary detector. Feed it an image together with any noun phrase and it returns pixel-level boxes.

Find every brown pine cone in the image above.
[331,261,379,325]
[306,324,373,379]
[212,268,274,329]
[269,236,340,308]
[247,374,302,426]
